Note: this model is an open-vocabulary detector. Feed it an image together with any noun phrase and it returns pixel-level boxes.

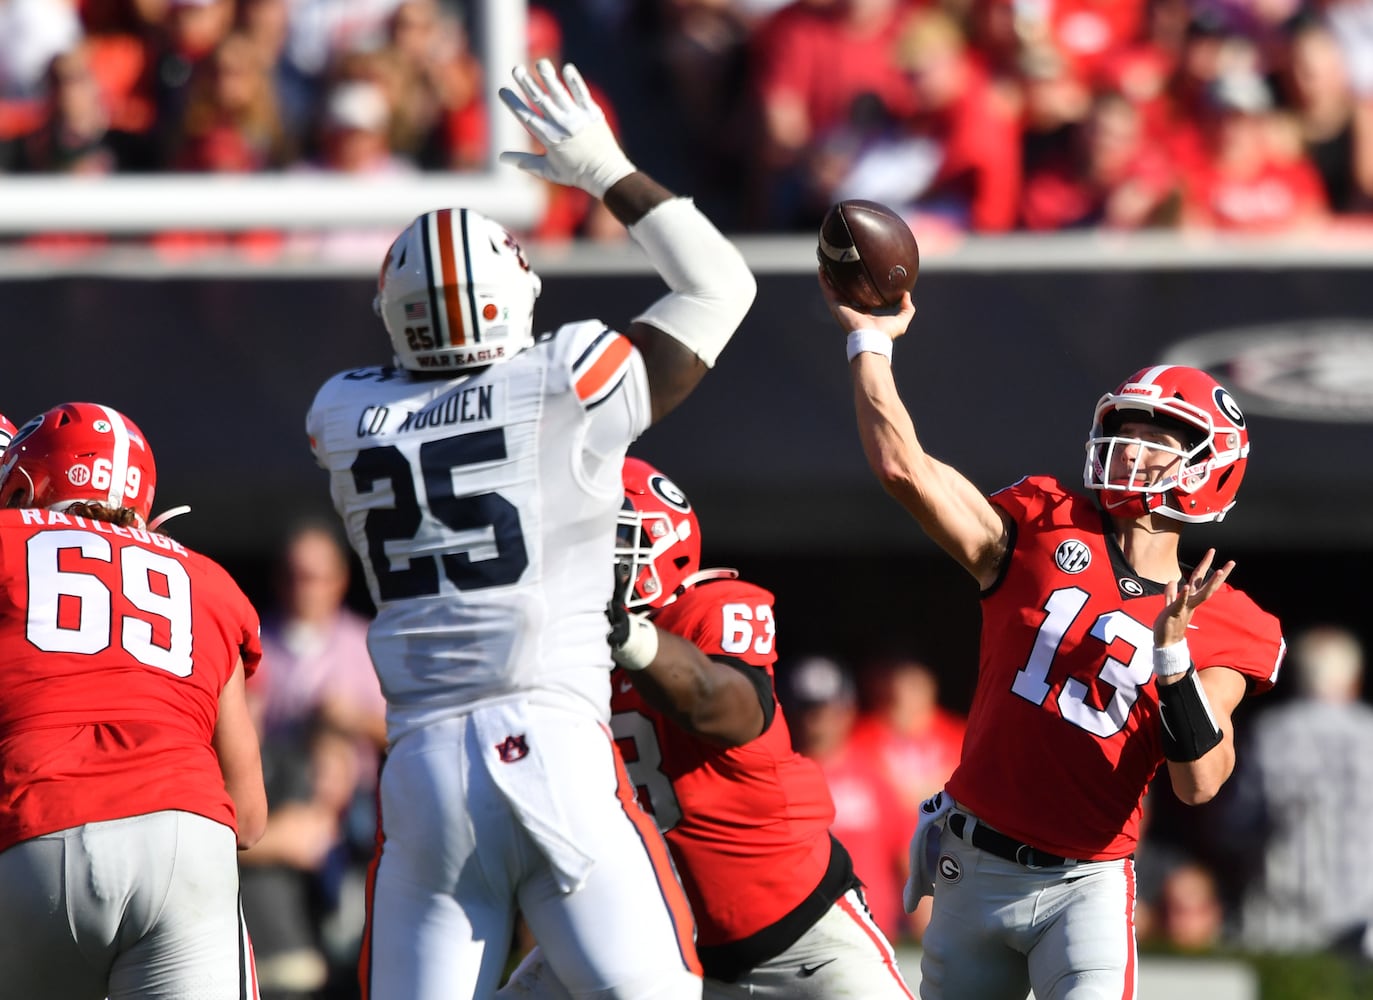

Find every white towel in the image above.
[903,789,954,912]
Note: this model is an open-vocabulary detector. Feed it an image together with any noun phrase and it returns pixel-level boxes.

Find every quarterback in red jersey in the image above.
[501,458,914,999]
[0,403,267,1000]
[824,272,1285,1000]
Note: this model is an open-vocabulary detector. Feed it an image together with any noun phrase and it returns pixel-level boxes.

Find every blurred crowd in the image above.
[2,0,1372,250]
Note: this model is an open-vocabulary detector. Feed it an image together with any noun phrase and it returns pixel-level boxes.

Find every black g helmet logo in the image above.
[649,473,691,513]
[1215,386,1245,428]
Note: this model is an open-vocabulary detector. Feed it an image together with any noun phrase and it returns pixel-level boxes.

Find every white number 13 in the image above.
[721,602,776,656]
[26,531,194,677]
[1010,586,1153,738]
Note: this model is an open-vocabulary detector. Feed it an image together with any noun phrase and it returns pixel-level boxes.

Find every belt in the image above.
[947,812,1076,870]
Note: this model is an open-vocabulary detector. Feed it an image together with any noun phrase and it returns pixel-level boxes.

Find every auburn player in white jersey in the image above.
[307,61,755,1000]
[822,277,1284,1000]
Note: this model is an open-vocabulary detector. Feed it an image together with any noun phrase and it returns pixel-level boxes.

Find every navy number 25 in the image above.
[351,430,528,599]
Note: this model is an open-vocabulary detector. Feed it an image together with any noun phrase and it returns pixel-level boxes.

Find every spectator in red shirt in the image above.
[843,651,963,939]
[816,7,1022,237]
[848,651,966,830]
[747,0,925,228]
[1021,88,1180,230]
[785,655,914,942]
[1180,70,1330,232]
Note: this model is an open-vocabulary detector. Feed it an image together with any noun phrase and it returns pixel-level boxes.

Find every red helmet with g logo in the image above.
[0,403,158,526]
[617,457,701,610]
[1084,365,1249,523]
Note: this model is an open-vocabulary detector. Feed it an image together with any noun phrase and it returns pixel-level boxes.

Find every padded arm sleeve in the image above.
[629,197,757,367]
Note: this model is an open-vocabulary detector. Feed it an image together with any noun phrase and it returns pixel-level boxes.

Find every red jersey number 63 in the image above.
[720,602,776,657]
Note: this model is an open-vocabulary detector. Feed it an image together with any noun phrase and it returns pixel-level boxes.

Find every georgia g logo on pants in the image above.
[938,854,962,884]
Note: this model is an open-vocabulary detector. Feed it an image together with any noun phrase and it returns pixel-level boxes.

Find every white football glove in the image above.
[498,60,636,199]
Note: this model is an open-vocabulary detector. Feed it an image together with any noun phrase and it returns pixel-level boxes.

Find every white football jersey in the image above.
[307,321,651,740]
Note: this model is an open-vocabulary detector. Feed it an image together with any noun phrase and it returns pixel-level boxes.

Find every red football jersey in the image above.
[610,576,837,947]
[946,477,1284,861]
[0,508,262,852]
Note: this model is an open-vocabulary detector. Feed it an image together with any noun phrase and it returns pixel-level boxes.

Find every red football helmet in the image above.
[1084,365,1249,523]
[0,412,15,454]
[0,403,158,526]
[617,457,702,610]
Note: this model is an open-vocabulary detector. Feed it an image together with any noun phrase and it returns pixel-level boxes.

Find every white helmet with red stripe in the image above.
[0,402,158,526]
[374,208,543,374]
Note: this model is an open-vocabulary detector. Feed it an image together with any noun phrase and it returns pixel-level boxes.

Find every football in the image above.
[817,200,920,309]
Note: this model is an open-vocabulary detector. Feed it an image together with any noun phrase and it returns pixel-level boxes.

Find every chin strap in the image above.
[148,505,192,532]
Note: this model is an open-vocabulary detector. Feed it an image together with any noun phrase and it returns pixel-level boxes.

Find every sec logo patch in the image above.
[938,854,962,884]
[1054,539,1091,574]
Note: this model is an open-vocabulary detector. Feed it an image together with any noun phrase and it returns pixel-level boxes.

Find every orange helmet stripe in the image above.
[432,209,467,347]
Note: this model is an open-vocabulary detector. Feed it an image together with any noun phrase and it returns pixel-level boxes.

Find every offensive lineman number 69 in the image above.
[25,531,194,677]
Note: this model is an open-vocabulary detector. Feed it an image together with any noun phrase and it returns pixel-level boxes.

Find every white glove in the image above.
[498,60,636,198]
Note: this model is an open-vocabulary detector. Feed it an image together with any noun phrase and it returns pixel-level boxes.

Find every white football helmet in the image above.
[374,208,542,373]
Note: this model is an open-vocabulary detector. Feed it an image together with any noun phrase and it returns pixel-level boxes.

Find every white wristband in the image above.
[1153,638,1192,678]
[846,329,894,363]
[612,614,659,671]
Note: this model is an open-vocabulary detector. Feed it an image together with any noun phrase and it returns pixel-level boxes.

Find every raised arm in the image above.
[500,60,756,425]
[819,272,1009,588]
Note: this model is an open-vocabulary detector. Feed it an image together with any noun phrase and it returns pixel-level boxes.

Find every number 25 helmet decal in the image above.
[0,403,158,526]
[1085,365,1249,523]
